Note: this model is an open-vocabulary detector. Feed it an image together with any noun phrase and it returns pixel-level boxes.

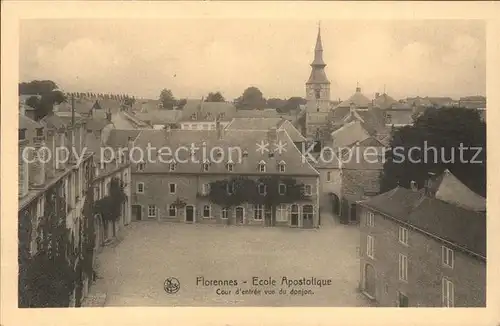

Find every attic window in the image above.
[278,160,286,173]
[258,161,266,173]
[268,151,274,158]
[137,163,145,172]
[226,162,234,172]
[242,150,249,158]
[202,162,210,172]
[169,162,176,171]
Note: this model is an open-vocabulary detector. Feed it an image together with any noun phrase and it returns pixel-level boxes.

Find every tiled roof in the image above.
[132,129,318,176]
[180,100,237,122]
[85,118,111,132]
[19,114,43,130]
[225,117,283,130]
[134,110,183,125]
[233,109,294,120]
[427,169,486,212]
[336,88,372,108]
[225,118,306,143]
[359,186,486,258]
[331,121,371,148]
[356,108,388,135]
[385,110,414,126]
[132,99,160,112]
[105,129,141,148]
[373,93,398,110]
[40,114,67,130]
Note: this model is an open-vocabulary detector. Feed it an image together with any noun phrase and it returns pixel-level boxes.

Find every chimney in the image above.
[267,127,278,143]
[216,119,223,139]
[356,86,361,93]
[410,180,418,191]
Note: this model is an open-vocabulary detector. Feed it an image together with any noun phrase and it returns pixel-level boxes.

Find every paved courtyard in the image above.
[92,213,371,307]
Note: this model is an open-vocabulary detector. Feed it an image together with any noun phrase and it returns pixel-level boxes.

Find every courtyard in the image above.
[91,213,371,307]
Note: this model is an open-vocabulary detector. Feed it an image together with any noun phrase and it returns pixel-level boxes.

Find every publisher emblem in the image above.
[164,277,180,294]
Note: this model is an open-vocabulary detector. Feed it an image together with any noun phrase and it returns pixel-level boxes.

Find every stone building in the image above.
[128,125,320,228]
[357,181,486,307]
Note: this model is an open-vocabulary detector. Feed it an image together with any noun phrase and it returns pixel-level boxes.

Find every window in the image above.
[226,163,234,172]
[399,254,408,281]
[399,227,409,245]
[242,151,249,158]
[366,211,374,227]
[202,183,210,195]
[278,162,286,172]
[221,208,229,219]
[202,163,210,172]
[169,204,177,217]
[203,205,211,218]
[315,89,321,99]
[137,163,145,171]
[227,183,235,195]
[367,235,374,259]
[258,162,266,172]
[258,183,267,195]
[442,246,454,268]
[169,162,176,171]
[442,278,454,307]
[326,171,332,182]
[278,184,286,195]
[254,204,264,220]
[304,184,312,196]
[148,205,157,217]
[137,182,144,194]
[276,204,288,222]
[169,183,176,194]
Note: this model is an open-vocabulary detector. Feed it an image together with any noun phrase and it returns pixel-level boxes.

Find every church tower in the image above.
[306,25,331,112]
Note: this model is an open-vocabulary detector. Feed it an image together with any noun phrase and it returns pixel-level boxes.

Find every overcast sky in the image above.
[19,19,485,101]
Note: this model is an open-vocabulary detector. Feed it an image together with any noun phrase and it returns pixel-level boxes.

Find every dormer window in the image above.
[137,163,145,172]
[202,162,210,172]
[278,160,286,173]
[169,162,177,172]
[226,162,234,172]
[258,160,266,172]
[242,151,249,158]
[258,183,267,195]
[268,151,274,158]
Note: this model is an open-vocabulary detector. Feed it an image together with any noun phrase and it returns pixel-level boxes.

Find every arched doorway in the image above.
[331,193,340,216]
[235,206,244,224]
[364,263,376,298]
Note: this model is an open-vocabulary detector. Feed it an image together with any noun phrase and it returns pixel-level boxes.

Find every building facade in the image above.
[357,186,486,307]
[129,128,320,228]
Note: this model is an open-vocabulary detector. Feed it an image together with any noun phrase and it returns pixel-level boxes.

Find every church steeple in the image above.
[307,24,330,85]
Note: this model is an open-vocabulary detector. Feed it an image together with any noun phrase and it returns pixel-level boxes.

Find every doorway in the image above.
[349,204,357,223]
[398,292,409,307]
[364,263,376,299]
[302,205,314,228]
[331,193,340,216]
[185,205,195,223]
[290,204,299,227]
[235,206,244,224]
[132,205,142,221]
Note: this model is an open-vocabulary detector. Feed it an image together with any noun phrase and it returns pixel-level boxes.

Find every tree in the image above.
[159,88,176,110]
[176,98,187,109]
[267,98,287,110]
[205,92,225,102]
[235,87,267,110]
[204,176,309,226]
[279,97,307,113]
[93,178,126,238]
[380,107,486,197]
[19,80,66,120]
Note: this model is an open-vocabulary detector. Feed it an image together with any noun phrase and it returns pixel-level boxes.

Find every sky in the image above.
[19,19,486,101]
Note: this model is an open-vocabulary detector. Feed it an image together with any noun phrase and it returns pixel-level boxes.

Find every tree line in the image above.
[158,86,306,113]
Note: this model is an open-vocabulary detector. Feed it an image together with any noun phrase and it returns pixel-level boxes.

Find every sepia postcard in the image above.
[1,1,500,326]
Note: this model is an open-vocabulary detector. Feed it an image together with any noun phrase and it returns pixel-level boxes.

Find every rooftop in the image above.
[359,186,486,258]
